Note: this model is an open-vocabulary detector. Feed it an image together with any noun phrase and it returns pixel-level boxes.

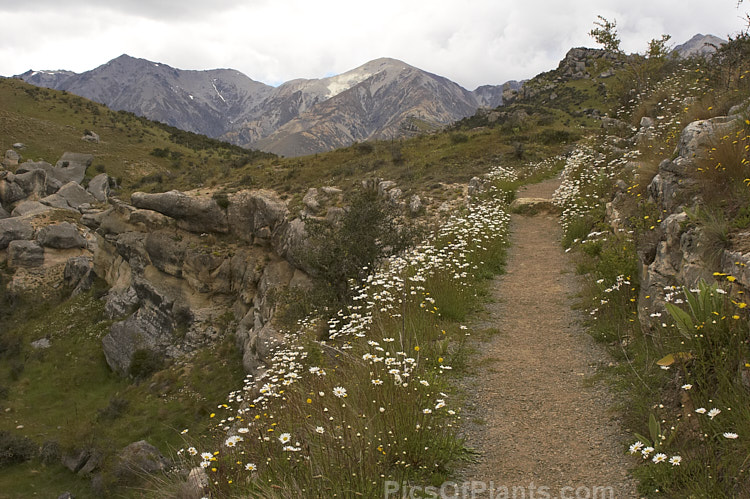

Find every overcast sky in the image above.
[0,0,747,90]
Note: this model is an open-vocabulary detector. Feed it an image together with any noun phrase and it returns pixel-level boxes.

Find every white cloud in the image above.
[0,0,747,89]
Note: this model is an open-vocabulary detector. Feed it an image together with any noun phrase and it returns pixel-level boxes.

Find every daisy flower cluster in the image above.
[179,185,512,497]
[629,441,681,467]
[552,145,637,235]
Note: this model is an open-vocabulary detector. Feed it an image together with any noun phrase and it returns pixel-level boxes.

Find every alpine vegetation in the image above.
[172,182,512,497]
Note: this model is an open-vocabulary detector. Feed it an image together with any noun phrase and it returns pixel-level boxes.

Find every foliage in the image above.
[589,15,622,54]
[646,35,672,59]
[0,431,37,467]
[303,189,417,301]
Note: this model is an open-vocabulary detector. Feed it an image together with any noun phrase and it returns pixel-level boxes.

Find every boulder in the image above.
[0,205,9,219]
[16,161,63,193]
[320,186,342,196]
[116,440,170,476]
[377,180,397,196]
[227,189,288,241]
[0,217,34,249]
[675,117,738,161]
[81,130,100,143]
[409,194,422,215]
[634,116,656,144]
[186,467,209,496]
[0,178,26,206]
[131,190,228,234]
[11,200,53,217]
[31,338,51,349]
[86,173,110,202]
[37,222,87,249]
[3,149,21,167]
[52,182,97,209]
[64,256,95,296]
[12,143,25,150]
[326,206,345,225]
[468,177,484,196]
[54,153,92,184]
[8,169,47,200]
[102,279,175,376]
[62,449,92,473]
[302,188,320,212]
[7,240,44,268]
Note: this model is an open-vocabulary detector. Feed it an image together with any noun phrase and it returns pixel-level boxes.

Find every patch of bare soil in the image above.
[455,178,638,498]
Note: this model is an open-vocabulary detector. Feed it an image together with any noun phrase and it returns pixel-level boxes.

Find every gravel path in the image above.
[454,177,638,498]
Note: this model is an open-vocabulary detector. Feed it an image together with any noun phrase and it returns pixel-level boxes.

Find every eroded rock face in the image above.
[102,278,178,376]
[37,222,87,249]
[0,217,34,249]
[87,173,110,202]
[227,189,288,241]
[88,187,317,377]
[54,152,92,184]
[131,190,229,234]
[631,113,746,331]
[7,240,44,268]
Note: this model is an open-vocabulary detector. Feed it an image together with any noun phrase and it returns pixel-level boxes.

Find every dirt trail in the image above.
[456,177,637,497]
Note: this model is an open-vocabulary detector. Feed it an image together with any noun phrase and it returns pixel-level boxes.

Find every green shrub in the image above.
[97,397,130,421]
[212,192,230,210]
[150,147,170,158]
[129,349,164,381]
[450,133,469,144]
[0,431,37,467]
[537,128,579,145]
[40,440,60,465]
[303,189,417,302]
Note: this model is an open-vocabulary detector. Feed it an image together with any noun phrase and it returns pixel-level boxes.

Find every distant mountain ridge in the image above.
[672,34,727,58]
[17,55,508,156]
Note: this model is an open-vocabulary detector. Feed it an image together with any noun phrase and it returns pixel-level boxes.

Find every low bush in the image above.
[0,431,37,467]
[129,349,165,381]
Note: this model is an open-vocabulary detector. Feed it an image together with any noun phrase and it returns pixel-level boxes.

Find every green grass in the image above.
[0,78,273,195]
[0,288,245,497]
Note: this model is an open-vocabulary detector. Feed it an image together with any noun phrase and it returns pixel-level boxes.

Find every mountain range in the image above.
[17,55,519,156]
[14,34,722,157]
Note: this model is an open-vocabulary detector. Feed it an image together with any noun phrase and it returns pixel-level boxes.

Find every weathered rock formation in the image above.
[604,101,750,331]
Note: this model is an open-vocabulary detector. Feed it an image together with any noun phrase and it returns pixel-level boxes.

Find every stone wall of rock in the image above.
[2,146,435,381]
[604,101,750,332]
[85,187,315,376]
[0,151,317,378]
[0,151,107,299]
